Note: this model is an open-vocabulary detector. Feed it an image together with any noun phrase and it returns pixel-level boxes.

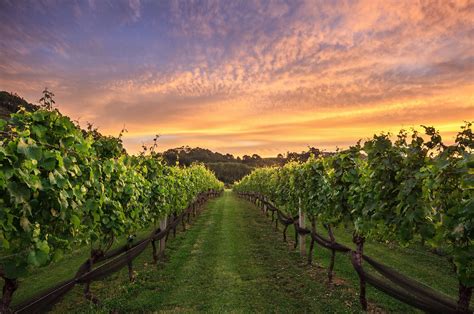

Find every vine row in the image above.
[0,107,224,312]
[234,123,473,313]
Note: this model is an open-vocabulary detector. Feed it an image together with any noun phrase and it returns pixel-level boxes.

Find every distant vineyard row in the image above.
[0,106,223,310]
[234,123,473,312]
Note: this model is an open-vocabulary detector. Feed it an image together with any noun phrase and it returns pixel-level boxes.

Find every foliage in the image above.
[0,91,39,120]
[38,88,55,111]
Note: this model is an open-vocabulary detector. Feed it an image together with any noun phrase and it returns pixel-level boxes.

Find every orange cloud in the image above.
[1,0,472,156]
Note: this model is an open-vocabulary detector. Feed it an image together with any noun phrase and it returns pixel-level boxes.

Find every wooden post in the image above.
[298,197,306,257]
[159,217,167,257]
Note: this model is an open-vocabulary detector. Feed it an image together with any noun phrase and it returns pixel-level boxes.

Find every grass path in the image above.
[53,190,362,313]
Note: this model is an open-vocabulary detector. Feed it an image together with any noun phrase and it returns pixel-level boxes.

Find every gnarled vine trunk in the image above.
[127,239,135,282]
[353,234,367,311]
[151,238,158,264]
[283,224,288,242]
[151,223,159,263]
[83,250,102,304]
[327,224,336,284]
[159,217,167,259]
[1,277,18,313]
[293,223,298,249]
[457,283,472,313]
[308,219,316,265]
[182,212,186,231]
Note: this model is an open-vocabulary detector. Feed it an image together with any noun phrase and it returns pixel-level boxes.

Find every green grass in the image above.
[48,191,363,312]
[300,227,461,313]
[10,191,464,313]
[267,203,464,313]
[10,225,157,307]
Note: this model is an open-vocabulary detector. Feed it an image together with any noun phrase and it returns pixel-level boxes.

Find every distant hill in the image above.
[160,146,331,185]
[0,91,39,119]
[207,162,254,185]
[160,146,282,168]
[159,146,274,184]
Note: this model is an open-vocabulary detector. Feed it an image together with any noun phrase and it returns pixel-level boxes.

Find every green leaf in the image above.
[52,249,64,262]
[27,250,49,267]
[1,238,10,249]
[31,124,47,141]
[71,215,80,227]
[48,172,57,185]
[36,240,50,254]
[17,138,42,161]
[7,181,31,204]
[20,216,31,232]
[42,157,57,171]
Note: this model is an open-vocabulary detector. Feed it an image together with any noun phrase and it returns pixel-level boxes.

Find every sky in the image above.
[0,0,473,156]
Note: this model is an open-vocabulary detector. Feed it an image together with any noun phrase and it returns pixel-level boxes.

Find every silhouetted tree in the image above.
[39,88,55,111]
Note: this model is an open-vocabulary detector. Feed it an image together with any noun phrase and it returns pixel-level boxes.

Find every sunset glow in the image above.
[1,0,473,156]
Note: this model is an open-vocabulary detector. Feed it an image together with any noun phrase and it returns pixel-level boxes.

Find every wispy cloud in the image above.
[0,0,472,155]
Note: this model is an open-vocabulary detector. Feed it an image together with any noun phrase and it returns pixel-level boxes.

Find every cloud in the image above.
[1,0,473,156]
[128,0,141,22]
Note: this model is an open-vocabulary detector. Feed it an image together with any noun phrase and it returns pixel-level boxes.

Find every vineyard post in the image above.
[298,197,306,257]
[159,217,167,257]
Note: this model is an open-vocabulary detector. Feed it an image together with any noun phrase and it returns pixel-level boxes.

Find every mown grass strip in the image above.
[51,191,363,312]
